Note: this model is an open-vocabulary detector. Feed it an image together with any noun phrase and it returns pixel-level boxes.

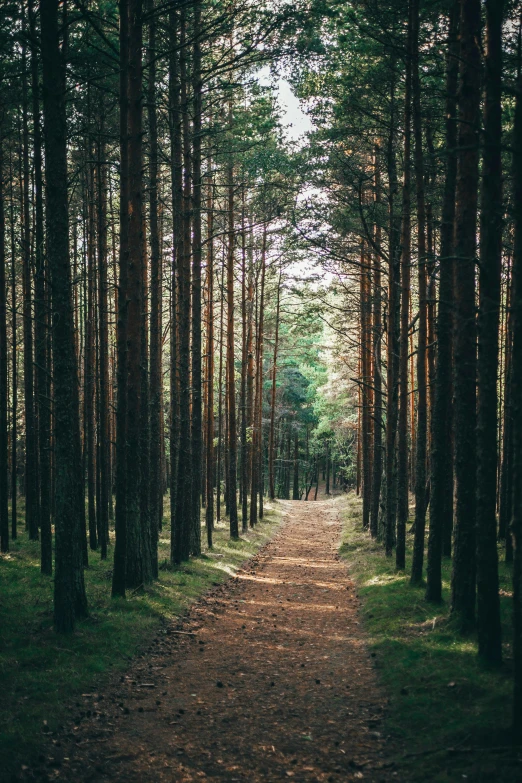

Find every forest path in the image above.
[46,500,395,782]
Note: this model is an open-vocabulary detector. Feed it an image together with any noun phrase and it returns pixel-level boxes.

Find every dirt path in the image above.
[37,500,395,782]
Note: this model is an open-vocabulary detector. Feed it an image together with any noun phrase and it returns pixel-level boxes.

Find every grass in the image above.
[338,493,522,783]
[0,499,282,781]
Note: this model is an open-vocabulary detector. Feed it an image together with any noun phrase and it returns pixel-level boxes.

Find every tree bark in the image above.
[410,0,428,585]
[268,270,282,501]
[41,0,88,630]
[0,136,7,553]
[426,0,459,601]
[511,15,522,742]
[370,145,383,539]
[29,0,52,572]
[385,65,401,558]
[450,0,481,632]
[226,112,239,538]
[397,4,413,571]
[191,0,203,554]
[476,0,504,666]
[112,0,130,598]
[22,23,39,542]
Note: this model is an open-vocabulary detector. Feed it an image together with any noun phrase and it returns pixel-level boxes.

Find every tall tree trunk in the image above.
[476,0,504,666]
[9,154,17,541]
[97,135,109,561]
[385,65,401,557]
[22,23,39,542]
[169,9,182,565]
[191,0,203,554]
[268,270,282,501]
[216,260,225,523]
[410,0,428,585]
[147,0,161,577]
[426,0,459,601]
[112,0,130,598]
[41,0,88,630]
[245,218,255,514]
[450,0,481,632]
[174,8,192,562]
[205,172,215,547]
[397,3,413,571]
[250,224,267,528]
[124,0,145,587]
[511,15,522,741]
[86,161,97,553]
[360,244,372,529]
[370,145,383,538]
[240,188,248,529]
[0,137,7,553]
[29,0,52,572]
[293,431,299,500]
[226,110,239,538]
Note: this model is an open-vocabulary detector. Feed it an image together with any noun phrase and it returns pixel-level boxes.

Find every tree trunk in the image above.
[397,3,413,571]
[97,135,109,561]
[250,224,267,528]
[29,0,52,572]
[41,0,88,630]
[191,0,203,554]
[147,0,161,578]
[22,25,39,542]
[112,0,130,598]
[476,0,504,666]
[9,156,17,542]
[426,0,459,601]
[450,0,481,632]
[86,161,97,553]
[385,63,401,557]
[370,145,383,538]
[123,0,146,587]
[292,431,299,500]
[268,270,282,500]
[169,8,182,565]
[0,136,7,553]
[216,260,225,523]
[360,244,372,529]
[410,0,428,585]
[205,171,215,547]
[511,15,522,741]
[226,108,239,538]
[240,188,248,529]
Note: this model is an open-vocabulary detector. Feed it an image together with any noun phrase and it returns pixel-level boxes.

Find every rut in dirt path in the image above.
[41,500,395,782]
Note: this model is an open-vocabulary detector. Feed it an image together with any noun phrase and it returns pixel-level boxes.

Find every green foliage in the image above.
[339,494,519,782]
[0,500,282,780]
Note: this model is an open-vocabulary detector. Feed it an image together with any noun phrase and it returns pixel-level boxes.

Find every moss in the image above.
[338,493,520,782]
[0,499,282,780]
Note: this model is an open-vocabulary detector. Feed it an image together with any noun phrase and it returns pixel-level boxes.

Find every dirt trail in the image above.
[38,499,395,782]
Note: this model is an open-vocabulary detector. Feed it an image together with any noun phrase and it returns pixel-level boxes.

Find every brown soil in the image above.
[33,499,397,782]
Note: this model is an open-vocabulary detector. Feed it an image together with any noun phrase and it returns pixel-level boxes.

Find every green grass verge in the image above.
[0,499,282,781]
[338,493,521,783]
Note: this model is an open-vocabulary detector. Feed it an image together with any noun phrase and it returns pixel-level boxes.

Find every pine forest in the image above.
[1,0,522,780]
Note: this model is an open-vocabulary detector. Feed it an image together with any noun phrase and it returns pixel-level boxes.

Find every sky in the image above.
[276,79,314,141]
[257,66,314,143]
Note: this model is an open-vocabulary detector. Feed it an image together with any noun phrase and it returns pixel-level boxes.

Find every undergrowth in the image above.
[338,493,521,783]
[0,499,282,781]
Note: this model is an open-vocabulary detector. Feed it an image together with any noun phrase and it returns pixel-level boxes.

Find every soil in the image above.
[29,498,397,782]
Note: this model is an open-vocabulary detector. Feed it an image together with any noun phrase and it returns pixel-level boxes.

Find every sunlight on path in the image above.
[34,500,396,782]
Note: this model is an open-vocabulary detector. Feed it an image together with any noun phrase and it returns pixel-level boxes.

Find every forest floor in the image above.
[341,494,522,783]
[24,498,396,783]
